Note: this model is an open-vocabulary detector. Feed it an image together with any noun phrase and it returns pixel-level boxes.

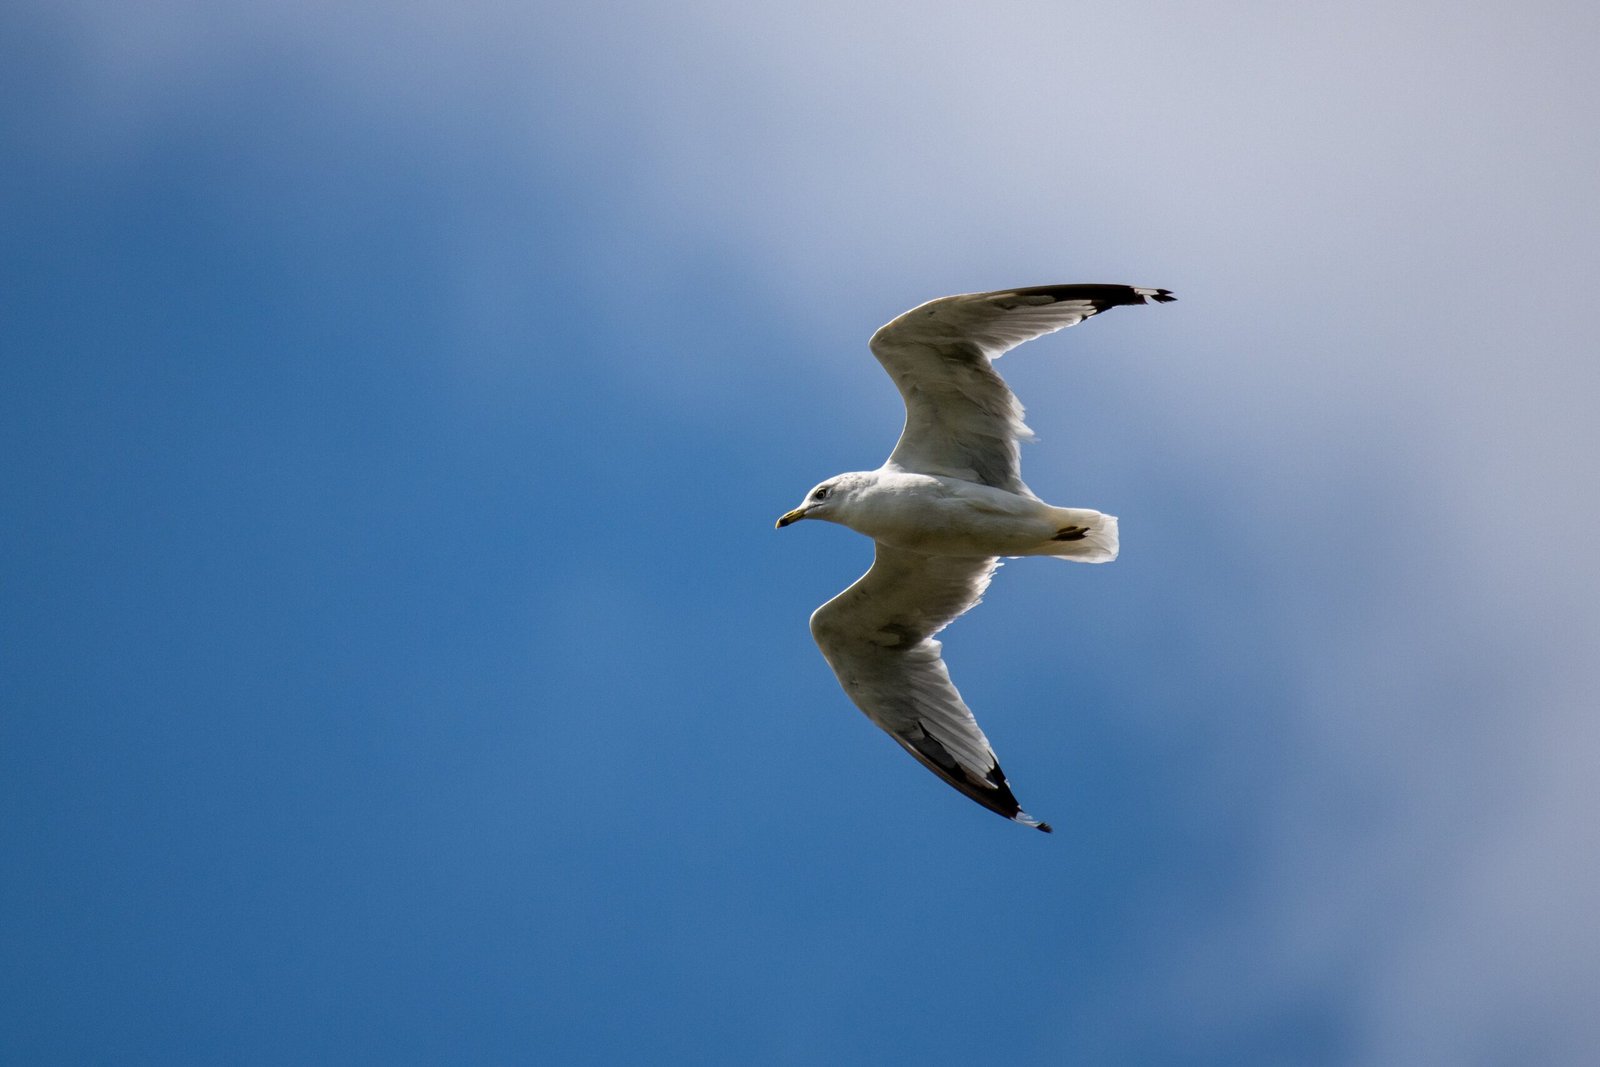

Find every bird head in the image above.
[776,473,861,528]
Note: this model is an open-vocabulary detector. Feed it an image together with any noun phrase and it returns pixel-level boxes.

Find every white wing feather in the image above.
[809,543,1048,829]
[869,284,1174,494]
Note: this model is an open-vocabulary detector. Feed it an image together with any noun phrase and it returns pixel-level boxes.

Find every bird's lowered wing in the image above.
[869,284,1174,495]
[808,542,1049,830]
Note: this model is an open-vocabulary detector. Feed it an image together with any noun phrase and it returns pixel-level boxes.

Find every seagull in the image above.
[776,283,1175,831]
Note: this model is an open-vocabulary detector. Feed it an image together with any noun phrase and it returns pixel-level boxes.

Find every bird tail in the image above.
[1034,508,1118,564]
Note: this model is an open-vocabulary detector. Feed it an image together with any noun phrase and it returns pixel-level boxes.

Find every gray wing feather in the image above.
[809,542,1049,829]
[869,284,1174,494]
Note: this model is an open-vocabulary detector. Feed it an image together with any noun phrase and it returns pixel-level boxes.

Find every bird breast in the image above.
[845,474,1057,557]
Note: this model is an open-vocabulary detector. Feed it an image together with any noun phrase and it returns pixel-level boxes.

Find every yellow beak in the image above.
[775,507,807,529]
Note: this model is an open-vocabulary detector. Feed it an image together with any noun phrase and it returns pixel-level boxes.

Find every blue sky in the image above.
[4,2,1598,1063]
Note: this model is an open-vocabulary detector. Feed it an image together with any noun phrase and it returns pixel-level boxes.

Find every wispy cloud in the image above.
[18,0,1600,1059]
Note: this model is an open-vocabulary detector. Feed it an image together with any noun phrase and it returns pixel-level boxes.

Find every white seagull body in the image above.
[776,284,1174,830]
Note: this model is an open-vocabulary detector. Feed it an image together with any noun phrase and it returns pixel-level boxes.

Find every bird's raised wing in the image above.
[869,284,1175,494]
[808,542,1050,830]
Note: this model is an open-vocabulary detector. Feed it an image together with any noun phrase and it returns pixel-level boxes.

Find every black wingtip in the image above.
[1012,810,1053,832]
[1000,283,1175,312]
[896,727,1055,831]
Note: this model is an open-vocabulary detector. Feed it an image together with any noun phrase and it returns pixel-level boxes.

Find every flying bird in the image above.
[776,283,1175,831]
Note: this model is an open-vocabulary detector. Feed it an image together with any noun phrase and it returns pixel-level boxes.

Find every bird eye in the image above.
[813,487,830,500]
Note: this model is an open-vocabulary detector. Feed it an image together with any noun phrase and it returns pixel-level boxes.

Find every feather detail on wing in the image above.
[808,542,1051,830]
[868,284,1174,494]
